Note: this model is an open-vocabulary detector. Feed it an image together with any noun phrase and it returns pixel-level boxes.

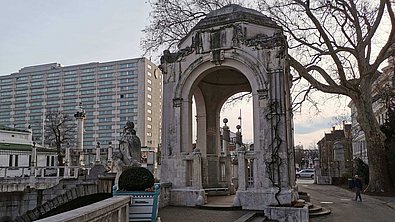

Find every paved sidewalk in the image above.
[299,182,395,222]
[158,182,395,222]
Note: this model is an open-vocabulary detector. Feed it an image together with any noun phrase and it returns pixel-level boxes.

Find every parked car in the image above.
[296,169,315,179]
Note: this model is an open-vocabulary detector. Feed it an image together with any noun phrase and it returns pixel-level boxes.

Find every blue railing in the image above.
[113,183,161,222]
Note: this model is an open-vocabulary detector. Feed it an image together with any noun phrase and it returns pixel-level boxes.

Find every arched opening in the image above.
[188,67,252,189]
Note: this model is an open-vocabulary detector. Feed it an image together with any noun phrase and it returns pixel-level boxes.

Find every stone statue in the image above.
[119,121,142,167]
[112,121,142,186]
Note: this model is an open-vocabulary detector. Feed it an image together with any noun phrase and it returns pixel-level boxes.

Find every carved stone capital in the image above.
[173,98,183,107]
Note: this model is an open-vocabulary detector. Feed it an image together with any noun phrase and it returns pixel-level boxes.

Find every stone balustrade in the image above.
[34,196,130,222]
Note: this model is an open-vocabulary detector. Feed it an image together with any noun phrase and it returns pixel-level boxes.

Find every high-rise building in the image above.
[0,58,162,165]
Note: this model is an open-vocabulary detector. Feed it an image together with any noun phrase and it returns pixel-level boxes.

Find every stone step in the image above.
[309,205,323,213]
[234,211,268,222]
[309,208,331,217]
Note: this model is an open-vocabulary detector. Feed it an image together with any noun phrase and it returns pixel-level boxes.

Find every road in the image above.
[297,179,395,222]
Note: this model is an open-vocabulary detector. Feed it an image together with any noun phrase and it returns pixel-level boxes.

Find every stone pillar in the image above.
[95,142,101,164]
[30,142,37,176]
[192,149,202,189]
[237,149,246,190]
[108,142,113,169]
[64,145,70,177]
[74,104,86,167]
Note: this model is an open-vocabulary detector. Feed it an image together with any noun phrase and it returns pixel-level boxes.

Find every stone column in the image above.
[64,145,70,177]
[74,104,86,167]
[192,149,202,189]
[95,142,101,164]
[30,142,37,176]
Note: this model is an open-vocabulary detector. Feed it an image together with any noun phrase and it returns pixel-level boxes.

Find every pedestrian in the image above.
[354,175,363,201]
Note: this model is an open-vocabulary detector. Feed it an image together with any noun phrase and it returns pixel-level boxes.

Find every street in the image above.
[297,179,395,222]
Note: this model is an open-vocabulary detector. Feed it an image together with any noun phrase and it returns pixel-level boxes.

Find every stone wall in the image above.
[34,196,129,222]
[0,178,105,221]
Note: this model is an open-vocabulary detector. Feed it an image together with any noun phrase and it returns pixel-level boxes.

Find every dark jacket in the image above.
[354,178,362,189]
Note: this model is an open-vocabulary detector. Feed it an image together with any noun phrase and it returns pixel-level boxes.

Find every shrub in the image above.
[118,167,155,191]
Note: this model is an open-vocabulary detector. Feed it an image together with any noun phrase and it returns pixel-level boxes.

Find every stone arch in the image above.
[160,4,296,210]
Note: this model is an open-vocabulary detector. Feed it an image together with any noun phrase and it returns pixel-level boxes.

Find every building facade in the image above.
[0,125,57,177]
[317,124,353,178]
[0,58,162,166]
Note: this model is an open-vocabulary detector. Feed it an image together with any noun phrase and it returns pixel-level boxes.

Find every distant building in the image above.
[348,56,395,164]
[0,125,57,177]
[0,58,162,166]
[317,123,352,178]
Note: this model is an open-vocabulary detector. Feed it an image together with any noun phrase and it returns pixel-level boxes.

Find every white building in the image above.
[0,125,57,177]
[0,58,162,166]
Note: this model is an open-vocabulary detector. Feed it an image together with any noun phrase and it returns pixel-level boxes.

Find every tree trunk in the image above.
[354,96,393,192]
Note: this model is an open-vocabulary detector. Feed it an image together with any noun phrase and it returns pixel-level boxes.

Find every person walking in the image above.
[354,175,363,201]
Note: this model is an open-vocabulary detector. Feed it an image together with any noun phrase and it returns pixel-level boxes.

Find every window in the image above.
[81,82,95,88]
[147,72,152,77]
[16,76,28,81]
[147,116,152,122]
[47,100,60,105]
[147,64,152,70]
[120,63,136,68]
[63,91,76,96]
[0,84,12,89]
[64,77,76,82]
[48,73,58,78]
[64,84,76,89]
[47,79,59,85]
[15,103,26,108]
[147,79,152,84]
[99,125,112,130]
[82,68,95,73]
[99,73,113,78]
[81,97,94,102]
[1,78,12,84]
[147,94,152,99]
[99,110,113,115]
[99,95,113,100]
[147,101,152,107]
[147,124,152,129]
[81,89,95,95]
[147,86,152,92]
[81,75,95,80]
[63,98,76,103]
[64,70,77,75]
[147,132,152,136]
[121,86,134,91]
[147,109,152,114]
[99,81,113,86]
[120,71,135,76]
[99,66,113,71]
[31,74,43,79]
[9,155,19,167]
[31,81,43,87]
[99,88,112,93]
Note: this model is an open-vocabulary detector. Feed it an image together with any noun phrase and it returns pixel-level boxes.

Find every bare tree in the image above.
[142,0,247,55]
[260,0,394,193]
[45,110,76,166]
[142,0,395,192]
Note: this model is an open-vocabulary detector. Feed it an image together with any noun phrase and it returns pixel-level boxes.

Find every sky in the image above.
[0,0,350,148]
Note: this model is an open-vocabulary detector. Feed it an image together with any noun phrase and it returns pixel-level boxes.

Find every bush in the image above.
[118,167,155,191]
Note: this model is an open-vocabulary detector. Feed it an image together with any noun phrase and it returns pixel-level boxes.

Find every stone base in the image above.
[234,189,296,210]
[169,188,206,206]
[264,204,309,222]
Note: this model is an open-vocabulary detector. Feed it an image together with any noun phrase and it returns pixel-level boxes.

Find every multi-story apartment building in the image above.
[348,56,395,164]
[0,58,162,165]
